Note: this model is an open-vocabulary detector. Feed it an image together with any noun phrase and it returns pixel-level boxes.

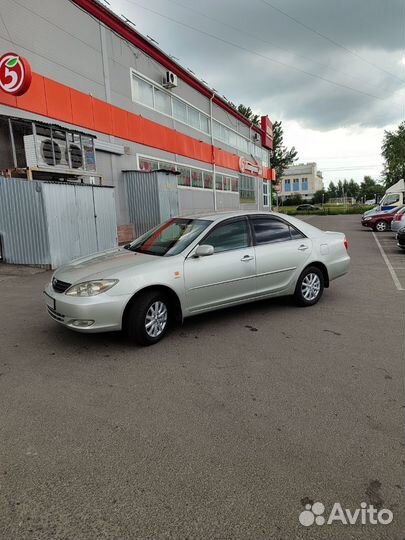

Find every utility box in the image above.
[124,170,179,236]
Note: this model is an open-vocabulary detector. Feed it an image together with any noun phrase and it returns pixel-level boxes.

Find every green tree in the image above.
[359,176,385,201]
[382,121,405,187]
[347,179,360,199]
[270,121,298,180]
[312,189,328,204]
[284,194,303,206]
[327,181,337,198]
[237,104,260,127]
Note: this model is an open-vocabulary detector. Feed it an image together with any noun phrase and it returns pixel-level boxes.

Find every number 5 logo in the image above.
[0,52,32,96]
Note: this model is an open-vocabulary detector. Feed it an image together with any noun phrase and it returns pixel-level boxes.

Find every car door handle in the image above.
[241,255,254,262]
[298,245,309,251]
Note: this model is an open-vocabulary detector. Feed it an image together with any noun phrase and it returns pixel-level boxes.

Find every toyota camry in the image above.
[44,211,350,345]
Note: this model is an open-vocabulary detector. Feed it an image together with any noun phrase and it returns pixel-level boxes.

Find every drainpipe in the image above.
[210,93,216,211]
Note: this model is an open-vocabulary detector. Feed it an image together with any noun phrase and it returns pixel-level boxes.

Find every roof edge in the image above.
[70,0,264,134]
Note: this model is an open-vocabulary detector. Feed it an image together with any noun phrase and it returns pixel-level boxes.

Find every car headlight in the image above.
[65,279,118,297]
[363,217,372,221]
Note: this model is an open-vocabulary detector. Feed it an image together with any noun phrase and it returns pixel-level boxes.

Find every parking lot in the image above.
[0,214,404,540]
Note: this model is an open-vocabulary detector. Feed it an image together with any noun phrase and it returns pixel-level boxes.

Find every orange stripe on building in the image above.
[2,72,276,181]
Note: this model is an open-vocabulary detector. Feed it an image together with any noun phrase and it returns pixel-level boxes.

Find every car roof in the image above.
[180,210,281,222]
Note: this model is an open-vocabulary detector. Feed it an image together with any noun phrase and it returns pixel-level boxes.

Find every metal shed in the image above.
[0,177,117,269]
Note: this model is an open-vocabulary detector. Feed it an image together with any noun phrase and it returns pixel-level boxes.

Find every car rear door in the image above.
[249,215,312,295]
[183,217,256,312]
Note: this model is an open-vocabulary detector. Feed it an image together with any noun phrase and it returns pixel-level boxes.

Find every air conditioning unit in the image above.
[23,133,95,173]
[162,71,178,89]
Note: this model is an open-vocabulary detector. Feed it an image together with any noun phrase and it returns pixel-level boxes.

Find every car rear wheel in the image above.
[374,220,388,232]
[124,290,170,345]
[294,266,324,306]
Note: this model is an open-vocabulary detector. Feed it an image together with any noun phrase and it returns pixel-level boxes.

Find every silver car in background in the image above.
[391,207,405,235]
[44,211,350,345]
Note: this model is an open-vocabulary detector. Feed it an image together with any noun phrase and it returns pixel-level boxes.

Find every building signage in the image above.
[261,115,273,150]
[239,157,263,176]
[0,52,32,96]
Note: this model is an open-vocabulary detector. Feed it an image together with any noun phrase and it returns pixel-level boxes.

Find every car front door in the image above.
[250,216,312,295]
[183,217,256,313]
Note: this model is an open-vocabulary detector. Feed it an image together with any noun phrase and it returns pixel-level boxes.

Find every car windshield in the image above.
[128,218,210,256]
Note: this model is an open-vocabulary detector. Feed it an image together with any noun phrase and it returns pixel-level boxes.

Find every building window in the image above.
[172,97,187,123]
[293,178,300,192]
[215,174,223,191]
[177,165,191,187]
[239,175,256,203]
[191,169,203,188]
[284,179,291,192]
[138,155,238,192]
[131,71,210,135]
[132,74,154,108]
[302,177,308,191]
[203,171,213,189]
[154,88,171,115]
[263,180,269,207]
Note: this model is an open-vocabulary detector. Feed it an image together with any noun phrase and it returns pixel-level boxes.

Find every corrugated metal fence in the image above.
[0,177,117,268]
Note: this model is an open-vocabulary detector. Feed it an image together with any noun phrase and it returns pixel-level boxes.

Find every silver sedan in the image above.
[44,211,350,345]
[391,207,405,235]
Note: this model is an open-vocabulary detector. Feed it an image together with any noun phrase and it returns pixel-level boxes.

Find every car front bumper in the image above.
[361,220,373,228]
[44,282,130,333]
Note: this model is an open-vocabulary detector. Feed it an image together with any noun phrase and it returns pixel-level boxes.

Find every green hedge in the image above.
[278,205,372,216]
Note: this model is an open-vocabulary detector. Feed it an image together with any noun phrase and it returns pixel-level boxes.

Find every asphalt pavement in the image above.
[0,214,404,540]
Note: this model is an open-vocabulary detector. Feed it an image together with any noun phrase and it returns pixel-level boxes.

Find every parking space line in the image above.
[372,232,405,291]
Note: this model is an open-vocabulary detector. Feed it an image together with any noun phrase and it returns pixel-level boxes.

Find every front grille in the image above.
[52,278,71,293]
[47,306,65,322]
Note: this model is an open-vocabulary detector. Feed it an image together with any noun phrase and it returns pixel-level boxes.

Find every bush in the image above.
[277,205,370,216]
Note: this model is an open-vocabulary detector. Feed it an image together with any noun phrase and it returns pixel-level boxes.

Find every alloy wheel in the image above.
[144,301,168,338]
[301,273,321,301]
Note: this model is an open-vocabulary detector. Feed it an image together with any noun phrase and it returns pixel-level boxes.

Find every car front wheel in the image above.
[124,290,170,345]
[294,266,324,306]
[374,220,388,232]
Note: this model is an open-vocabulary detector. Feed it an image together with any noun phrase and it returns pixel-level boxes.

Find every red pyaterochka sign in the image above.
[0,52,32,96]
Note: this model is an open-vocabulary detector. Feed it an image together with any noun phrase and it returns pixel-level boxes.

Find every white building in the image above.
[279,162,324,200]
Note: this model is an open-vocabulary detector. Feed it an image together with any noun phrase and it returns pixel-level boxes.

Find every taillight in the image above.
[344,237,349,250]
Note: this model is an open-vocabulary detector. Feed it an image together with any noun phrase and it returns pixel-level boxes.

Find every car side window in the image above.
[203,219,249,253]
[290,226,306,240]
[252,217,304,244]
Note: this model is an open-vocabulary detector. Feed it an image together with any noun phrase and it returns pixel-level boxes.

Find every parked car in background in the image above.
[44,211,350,346]
[296,204,322,212]
[391,207,405,235]
[361,206,403,232]
[396,227,405,250]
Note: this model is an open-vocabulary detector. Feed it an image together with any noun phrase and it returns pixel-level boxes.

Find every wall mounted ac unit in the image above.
[23,134,94,173]
[163,71,178,89]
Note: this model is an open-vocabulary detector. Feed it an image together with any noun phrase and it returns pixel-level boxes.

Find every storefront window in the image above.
[191,169,203,188]
[203,172,213,189]
[231,177,239,192]
[263,180,269,207]
[215,174,223,191]
[177,165,191,186]
[223,176,231,191]
[239,175,256,203]
[159,161,177,172]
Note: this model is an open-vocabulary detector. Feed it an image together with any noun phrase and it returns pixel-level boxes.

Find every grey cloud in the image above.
[112,0,405,130]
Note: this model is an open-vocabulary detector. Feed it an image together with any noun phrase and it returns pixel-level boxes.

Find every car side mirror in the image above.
[194,244,214,257]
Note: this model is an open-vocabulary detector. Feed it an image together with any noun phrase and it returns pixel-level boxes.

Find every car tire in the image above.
[374,220,388,232]
[124,290,170,346]
[294,266,324,307]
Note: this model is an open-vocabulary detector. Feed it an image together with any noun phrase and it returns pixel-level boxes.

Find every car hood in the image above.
[54,248,158,284]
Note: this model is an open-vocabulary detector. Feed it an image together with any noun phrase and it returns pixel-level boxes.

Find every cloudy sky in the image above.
[109,0,405,185]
